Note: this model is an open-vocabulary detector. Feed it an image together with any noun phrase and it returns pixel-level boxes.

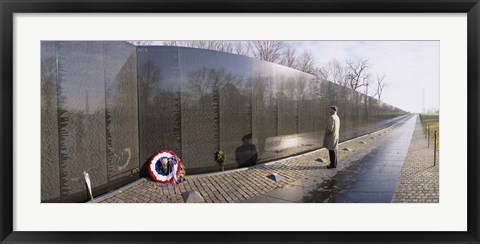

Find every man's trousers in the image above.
[328,149,337,167]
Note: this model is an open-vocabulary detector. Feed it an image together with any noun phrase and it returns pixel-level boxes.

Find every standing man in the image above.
[323,106,340,169]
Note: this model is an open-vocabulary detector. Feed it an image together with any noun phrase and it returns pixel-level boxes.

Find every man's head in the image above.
[329,106,338,115]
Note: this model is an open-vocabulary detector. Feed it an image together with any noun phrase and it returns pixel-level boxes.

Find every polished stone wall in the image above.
[41,43,405,202]
[104,42,139,181]
[41,42,138,202]
[56,41,107,200]
[136,46,181,175]
[41,42,60,201]
[137,46,405,174]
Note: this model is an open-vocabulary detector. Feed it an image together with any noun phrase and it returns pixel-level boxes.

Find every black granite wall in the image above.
[41,42,60,201]
[41,42,139,202]
[136,46,181,176]
[41,43,406,202]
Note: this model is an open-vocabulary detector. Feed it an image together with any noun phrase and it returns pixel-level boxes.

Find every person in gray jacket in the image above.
[323,106,340,169]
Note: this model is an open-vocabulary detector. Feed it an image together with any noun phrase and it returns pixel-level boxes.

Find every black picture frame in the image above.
[1,1,479,243]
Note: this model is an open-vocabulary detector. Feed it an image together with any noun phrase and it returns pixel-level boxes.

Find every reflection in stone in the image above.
[104,42,139,180]
[137,47,181,175]
[251,60,277,162]
[57,42,108,197]
[277,72,298,136]
[297,74,314,134]
[235,134,258,168]
[219,72,252,171]
[181,66,251,172]
[41,42,60,201]
[181,67,218,171]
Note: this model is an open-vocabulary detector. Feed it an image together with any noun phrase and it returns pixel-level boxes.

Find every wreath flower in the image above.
[148,150,183,184]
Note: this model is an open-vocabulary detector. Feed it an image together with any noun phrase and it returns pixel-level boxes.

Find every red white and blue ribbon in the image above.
[148,150,181,184]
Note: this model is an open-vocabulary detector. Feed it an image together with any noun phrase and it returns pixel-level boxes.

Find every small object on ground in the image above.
[83,171,94,203]
[342,147,352,151]
[315,157,327,163]
[182,190,205,203]
[359,141,367,145]
[215,150,226,171]
[267,173,284,182]
[370,137,376,140]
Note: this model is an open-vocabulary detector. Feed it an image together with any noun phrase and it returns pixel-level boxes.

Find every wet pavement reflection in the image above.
[243,115,417,203]
[303,116,416,203]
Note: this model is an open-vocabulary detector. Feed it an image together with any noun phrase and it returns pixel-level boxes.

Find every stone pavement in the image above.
[391,116,439,203]
[243,114,417,203]
[96,115,418,203]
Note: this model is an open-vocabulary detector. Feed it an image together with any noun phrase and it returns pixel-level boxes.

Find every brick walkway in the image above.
[391,116,439,203]
[96,116,412,203]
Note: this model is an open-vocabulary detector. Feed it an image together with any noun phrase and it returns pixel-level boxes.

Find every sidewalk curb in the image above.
[93,178,146,203]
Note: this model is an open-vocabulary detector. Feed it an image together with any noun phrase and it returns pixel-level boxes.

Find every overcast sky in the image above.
[289,41,440,113]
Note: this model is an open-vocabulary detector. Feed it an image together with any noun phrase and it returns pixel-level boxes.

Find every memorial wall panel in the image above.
[311,79,325,149]
[104,42,139,180]
[137,47,181,172]
[41,42,61,201]
[215,55,253,170]
[343,87,354,141]
[57,42,108,197]
[179,48,220,171]
[276,67,298,137]
[251,59,278,162]
[297,74,315,134]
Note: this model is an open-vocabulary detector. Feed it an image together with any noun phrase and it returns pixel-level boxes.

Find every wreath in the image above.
[148,150,183,184]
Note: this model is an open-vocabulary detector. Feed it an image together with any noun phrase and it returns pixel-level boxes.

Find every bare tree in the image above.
[162,40,182,46]
[192,41,232,52]
[137,61,162,105]
[249,41,287,63]
[160,41,295,69]
[315,66,330,81]
[279,46,297,69]
[326,59,346,86]
[127,41,154,46]
[296,50,316,74]
[217,41,235,53]
[189,41,211,49]
[345,57,370,91]
[232,41,252,56]
[372,73,387,100]
[154,41,392,98]
[362,73,373,96]
[161,40,249,54]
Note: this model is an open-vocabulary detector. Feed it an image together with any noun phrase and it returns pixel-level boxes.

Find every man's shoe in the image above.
[326,165,336,169]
